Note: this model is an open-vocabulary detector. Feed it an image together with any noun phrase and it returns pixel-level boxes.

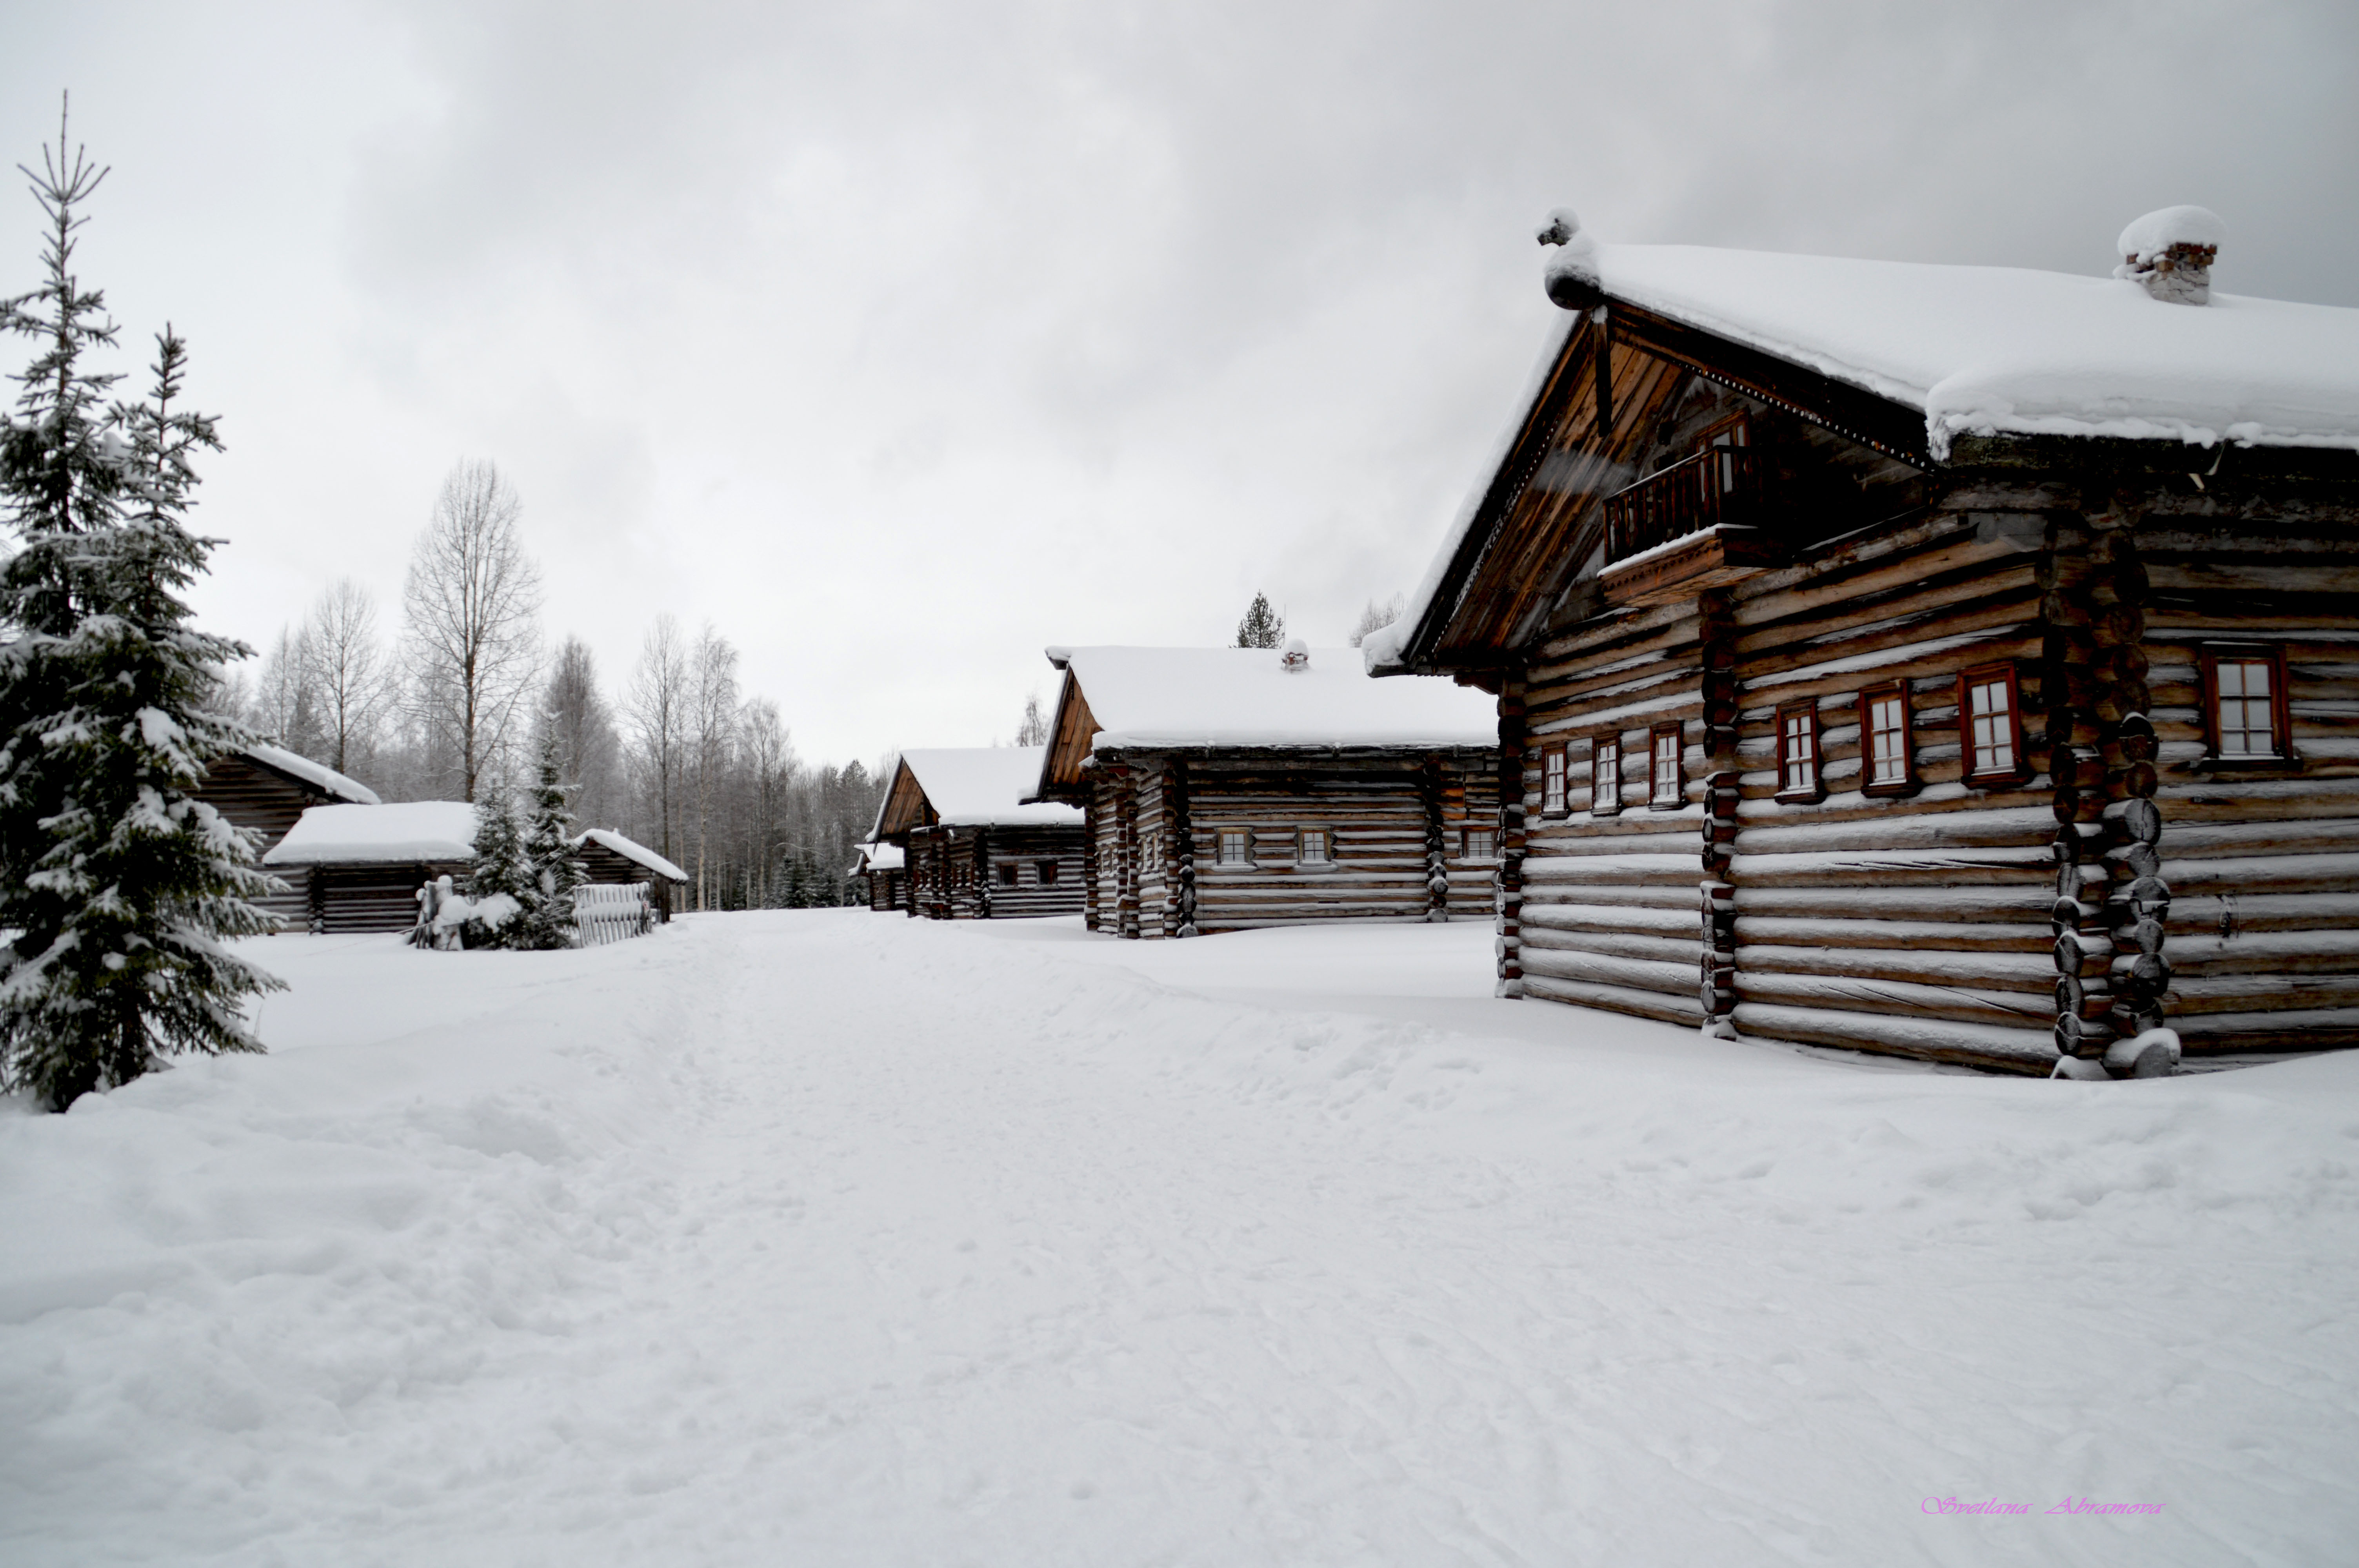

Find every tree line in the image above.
[228,458,885,911]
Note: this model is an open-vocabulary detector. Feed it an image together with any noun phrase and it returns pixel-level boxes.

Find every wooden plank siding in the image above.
[1083,752,1499,936]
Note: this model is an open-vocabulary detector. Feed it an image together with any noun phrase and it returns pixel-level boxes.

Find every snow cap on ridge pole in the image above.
[1538,206,1602,310]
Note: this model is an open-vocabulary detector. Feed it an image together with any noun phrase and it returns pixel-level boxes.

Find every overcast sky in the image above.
[7,2,2355,766]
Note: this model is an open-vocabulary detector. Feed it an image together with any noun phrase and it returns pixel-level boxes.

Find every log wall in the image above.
[904,824,1087,920]
[193,754,338,929]
[307,861,471,935]
[1085,750,1499,937]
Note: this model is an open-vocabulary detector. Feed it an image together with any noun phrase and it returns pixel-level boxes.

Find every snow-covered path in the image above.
[5,911,2357,1565]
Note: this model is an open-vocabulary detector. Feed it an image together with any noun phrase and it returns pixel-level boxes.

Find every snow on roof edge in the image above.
[240,742,380,806]
[576,828,688,883]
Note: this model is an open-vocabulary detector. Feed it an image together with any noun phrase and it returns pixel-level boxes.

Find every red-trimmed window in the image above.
[1777,701,1822,802]
[1859,682,1913,795]
[1650,723,1684,808]
[1543,746,1567,815]
[1590,736,1621,816]
[1958,663,2028,786]
[2203,644,2293,761]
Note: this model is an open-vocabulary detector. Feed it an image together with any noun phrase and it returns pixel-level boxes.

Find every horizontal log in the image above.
[1520,974,1706,1025]
[1732,804,2056,856]
[2137,816,2359,860]
[2169,1009,2359,1053]
[2166,892,2359,936]
[2160,853,2359,896]
[1521,902,1699,935]
[2162,974,2359,1016]
[1735,971,2051,1029]
[1730,884,2053,922]
[1734,943,2057,992]
[1521,854,1700,887]
[1517,946,1696,997]
[2146,927,2359,976]
[1730,1002,2057,1072]
[1733,916,2054,952]
[1520,927,1700,966]
[1728,846,2056,887]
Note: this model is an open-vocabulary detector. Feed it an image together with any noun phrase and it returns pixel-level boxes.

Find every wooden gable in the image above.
[1034,668,1101,803]
[874,757,938,839]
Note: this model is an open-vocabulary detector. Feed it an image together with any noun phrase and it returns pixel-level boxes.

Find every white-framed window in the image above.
[2211,652,2281,757]
[1218,828,1252,866]
[1542,746,1567,815]
[1860,682,1912,795]
[1959,663,2024,784]
[1296,827,1332,865]
[1650,723,1683,808]
[1461,827,1497,860]
[1591,737,1621,816]
[1777,702,1820,802]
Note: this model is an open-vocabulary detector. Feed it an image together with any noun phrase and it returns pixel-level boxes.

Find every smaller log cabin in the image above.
[574,829,689,922]
[262,802,477,934]
[851,841,907,912]
[872,747,1087,920]
[1030,644,1500,936]
[195,743,380,929]
[1366,207,2359,1076]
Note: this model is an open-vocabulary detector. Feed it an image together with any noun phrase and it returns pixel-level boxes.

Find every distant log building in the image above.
[872,748,1087,920]
[574,829,688,922]
[262,802,476,935]
[1030,644,1499,936]
[194,744,380,929]
[1366,207,2359,1076]
[851,840,907,912]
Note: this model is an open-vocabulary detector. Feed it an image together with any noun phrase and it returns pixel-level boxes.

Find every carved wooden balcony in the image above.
[1597,446,1788,606]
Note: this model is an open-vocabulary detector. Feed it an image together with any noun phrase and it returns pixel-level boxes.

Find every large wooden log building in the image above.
[1365,207,2359,1076]
[262,802,477,934]
[1030,644,1499,936]
[871,748,1087,920]
[195,744,380,928]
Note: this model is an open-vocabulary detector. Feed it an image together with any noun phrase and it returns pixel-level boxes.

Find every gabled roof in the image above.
[575,828,688,883]
[871,747,1083,839]
[1368,232,2359,677]
[236,742,380,806]
[263,801,476,866]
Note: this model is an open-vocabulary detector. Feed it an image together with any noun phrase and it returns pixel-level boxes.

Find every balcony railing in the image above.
[1602,445,1769,565]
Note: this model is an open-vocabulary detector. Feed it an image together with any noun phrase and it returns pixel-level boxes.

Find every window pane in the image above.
[1544,748,1566,814]
[1652,731,1680,803]
[2218,660,2275,755]
[1592,742,1619,813]
[1869,695,1906,785]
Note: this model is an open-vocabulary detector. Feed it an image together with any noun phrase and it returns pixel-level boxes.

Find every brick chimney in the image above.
[2116,206,2225,305]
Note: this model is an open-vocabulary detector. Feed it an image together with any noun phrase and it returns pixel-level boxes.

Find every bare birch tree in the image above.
[402,459,543,801]
[623,614,689,862]
[689,623,741,911]
[302,578,389,775]
[251,624,321,757]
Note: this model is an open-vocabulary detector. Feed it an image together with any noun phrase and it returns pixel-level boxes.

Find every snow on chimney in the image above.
[1280,638,1310,672]
[2116,206,2225,305]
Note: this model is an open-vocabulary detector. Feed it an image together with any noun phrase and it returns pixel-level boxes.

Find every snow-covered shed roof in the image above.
[262,802,476,866]
[1366,220,2359,676]
[873,747,1084,838]
[575,828,688,884]
[854,841,905,874]
[238,742,379,806]
[1045,645,1498,751]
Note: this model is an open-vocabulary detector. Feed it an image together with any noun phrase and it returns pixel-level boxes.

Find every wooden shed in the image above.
[1031,644,1499,936]
[194,743,380,928]
[261,802,476,934]
[851,840,907,912]
[574,829,689,922]
[872,748,1087,920]
[1364,207,2359,1076]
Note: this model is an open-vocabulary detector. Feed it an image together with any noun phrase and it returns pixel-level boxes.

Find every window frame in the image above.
[1036,859,1060,884]
[2200,643,2297,767]
[1775,700,1823,804]
[1590,734,1623,817]
[1216,828,1254,868]
[1542,746,1567,816]
[1648,722,1685,810]
[1295,826,1334,867]
[1857,681,1916,797]
[1460,826,1498,861]
[1956,662,2031,788]
[996,861,1021,887]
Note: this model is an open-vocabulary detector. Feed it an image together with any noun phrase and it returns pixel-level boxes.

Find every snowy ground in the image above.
[4,911,2356,1566]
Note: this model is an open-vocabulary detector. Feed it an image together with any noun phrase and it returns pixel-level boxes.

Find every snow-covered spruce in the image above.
[516,729,584,950]
[0,124,282,1111]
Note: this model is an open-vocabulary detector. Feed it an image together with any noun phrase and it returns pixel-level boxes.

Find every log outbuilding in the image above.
[574,829,689,922]
[194,744,380,929]
[851,841,907,912]
[1365,207,2359,1075]
[871,748,1087,920]
[1030,644,1499,936]
[261,801,476,934]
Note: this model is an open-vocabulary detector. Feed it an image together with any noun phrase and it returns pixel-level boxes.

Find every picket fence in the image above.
[575,882,656,946]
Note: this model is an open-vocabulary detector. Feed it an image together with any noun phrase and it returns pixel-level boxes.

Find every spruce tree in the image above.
[1235,592,1284,649]
[516,729,582,949]
[0,114,283,1109]
[462,785,528,947]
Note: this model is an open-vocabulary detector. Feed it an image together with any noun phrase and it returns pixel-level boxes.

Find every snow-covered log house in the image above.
[194,743,380,929]
[851,841,907,912]
[1029,644,1500,936]
[262,802,477,934]
[1365,207,2359,1076]
[574,829,689,922]
[871,748,1087,920]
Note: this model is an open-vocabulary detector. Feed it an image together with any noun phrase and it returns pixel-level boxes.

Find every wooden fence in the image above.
[575,882,656,946]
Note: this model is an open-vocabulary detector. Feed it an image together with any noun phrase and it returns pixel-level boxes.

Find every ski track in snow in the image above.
[3,911,2356,1566]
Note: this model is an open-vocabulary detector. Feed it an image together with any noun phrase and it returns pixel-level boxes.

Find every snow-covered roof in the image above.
[1366,220,2359,676]
[890,748,1083,829]
[856,841,905,873]
[1053,646,1498,751]
[262,802,476,866]
[239,742,379,806]
[574,828,688,884]
[1570,241,2359,461]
